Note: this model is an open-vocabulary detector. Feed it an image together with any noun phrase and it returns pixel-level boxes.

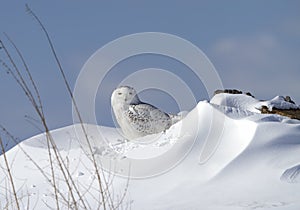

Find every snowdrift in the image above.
[1,94,300,209]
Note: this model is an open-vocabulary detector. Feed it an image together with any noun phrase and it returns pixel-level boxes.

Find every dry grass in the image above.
[0,136,20,210]
[261,106,300,120]
[0,4,129,210]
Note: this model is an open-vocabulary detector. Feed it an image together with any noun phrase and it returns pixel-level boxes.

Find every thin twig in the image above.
[0,126,69,205]
[4,32,44,117]
[0,40,39,115]
[0,136,20,210]
[25,4,108,209]
[0,37,61,210]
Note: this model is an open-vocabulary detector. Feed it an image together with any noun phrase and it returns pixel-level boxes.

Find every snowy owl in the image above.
[111,86,180,139]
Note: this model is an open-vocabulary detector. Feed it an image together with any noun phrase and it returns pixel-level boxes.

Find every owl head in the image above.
[111,86,141,106]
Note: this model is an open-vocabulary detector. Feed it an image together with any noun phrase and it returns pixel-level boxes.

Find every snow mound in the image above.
[1,94,300,209]
[281,164,300,183]
[211,93,299,112]
[262,96,299,110]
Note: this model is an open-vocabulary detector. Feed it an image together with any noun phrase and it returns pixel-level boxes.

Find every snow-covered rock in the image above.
[211,93,299,112]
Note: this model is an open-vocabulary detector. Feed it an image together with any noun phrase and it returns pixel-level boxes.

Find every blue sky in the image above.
[0,1,300,148]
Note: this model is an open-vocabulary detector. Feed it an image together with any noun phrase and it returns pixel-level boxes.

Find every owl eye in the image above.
[129,92,133,95]
[118,92,122,95]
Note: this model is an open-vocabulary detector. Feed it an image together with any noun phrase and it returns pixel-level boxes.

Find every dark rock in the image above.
[214,89,226,95]
[214,89,254,97]
[284,96,295,104]
[260,106,269,113]
[245,92,255,98]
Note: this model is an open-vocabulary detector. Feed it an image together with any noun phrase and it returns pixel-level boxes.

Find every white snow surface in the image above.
[210,93,299,112]
[1,95,300,209]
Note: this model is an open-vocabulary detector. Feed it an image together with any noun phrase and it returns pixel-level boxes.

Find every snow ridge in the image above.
[1,95,300,209]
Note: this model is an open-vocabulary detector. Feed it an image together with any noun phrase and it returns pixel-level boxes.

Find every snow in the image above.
[210,93,299,112]
[281,164,300,183]
[1,94,300,209]
[261,96,300,111]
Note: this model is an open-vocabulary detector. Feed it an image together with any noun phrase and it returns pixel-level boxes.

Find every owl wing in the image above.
[125,103,171,135]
